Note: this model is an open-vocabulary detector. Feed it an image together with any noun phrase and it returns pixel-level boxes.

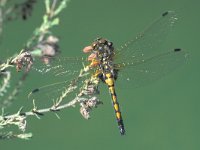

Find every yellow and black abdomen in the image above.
[104,73,125,135]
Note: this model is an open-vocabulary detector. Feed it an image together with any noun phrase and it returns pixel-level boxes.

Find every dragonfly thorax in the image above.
[91,38,118,81]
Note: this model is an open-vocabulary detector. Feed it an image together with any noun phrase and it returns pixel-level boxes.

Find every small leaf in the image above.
[50,18,59,26]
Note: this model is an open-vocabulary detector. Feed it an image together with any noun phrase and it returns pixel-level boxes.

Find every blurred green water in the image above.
[0,0,200,150]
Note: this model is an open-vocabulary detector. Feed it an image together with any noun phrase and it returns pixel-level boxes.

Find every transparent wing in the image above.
[31,56,88,78]
[28,80,72,106]
[27,73,89,107]
[114,11,177,64]
[28,56,91,106]
[114,49,188,88]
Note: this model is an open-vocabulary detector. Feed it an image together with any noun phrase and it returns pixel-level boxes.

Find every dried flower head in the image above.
[12,51,33,72]
[31,35,59,64]
[80,97,102,119]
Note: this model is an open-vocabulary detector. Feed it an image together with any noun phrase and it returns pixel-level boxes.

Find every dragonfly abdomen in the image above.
[104,73,125,135]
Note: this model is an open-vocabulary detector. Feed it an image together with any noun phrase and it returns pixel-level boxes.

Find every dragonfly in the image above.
[29,11,188,135]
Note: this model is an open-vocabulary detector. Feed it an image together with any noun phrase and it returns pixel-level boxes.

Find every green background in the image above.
[0,0,200,150]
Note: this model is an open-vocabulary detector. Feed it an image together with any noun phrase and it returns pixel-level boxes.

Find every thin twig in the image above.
[50,0,58,15]
[0,71,10,98]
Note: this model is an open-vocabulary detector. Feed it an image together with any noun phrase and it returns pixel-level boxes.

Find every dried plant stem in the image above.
[1,72,28,108]
[0,71,10,97]
[0,0,102,140]
[0,66,100,132]
[0,0,70,109]
[0,0,70,72]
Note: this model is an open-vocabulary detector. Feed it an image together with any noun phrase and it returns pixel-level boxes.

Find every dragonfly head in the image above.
[92,38,114,59]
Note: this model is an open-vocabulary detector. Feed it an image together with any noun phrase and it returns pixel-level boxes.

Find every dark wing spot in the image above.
[162,11,169,17]
[31,88,39,93]
[174,48,181,52]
